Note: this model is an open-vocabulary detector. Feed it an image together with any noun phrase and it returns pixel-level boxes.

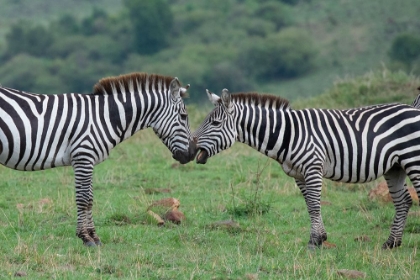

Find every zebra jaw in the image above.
[196,149,209,164]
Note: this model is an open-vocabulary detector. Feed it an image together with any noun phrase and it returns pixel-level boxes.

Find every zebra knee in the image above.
[401,190,413,209]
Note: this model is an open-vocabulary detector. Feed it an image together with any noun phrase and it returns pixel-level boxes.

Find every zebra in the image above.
[411,86,420,108]
[0,72,196,246]
[192,88,420,249]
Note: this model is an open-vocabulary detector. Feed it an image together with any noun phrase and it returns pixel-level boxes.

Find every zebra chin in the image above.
[196,149,209,164]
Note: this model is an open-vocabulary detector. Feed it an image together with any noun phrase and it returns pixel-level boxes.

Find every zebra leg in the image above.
[297,169,326,249]
[86,200,102,245]
[382,166,412,249]
[295,179,327,245]
[72,160,99,246]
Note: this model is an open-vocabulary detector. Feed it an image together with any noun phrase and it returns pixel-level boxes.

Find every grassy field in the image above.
[0,107,420,279]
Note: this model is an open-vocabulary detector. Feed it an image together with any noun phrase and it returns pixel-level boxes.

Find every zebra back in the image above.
[0,72,193,171]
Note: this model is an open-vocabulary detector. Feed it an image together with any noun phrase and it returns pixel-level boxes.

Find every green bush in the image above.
[56,50,116,93]
[293,68,420,109]
[50,14,80,35]
[389,33,420,66]
[235,18,276,37]
[80,8,110,36]
[238,28,317,81]
[0,54,61,93]
[48,35,88,59]
[204,62,256,94]
[123,0,173,55]
[4,22,54,58]
[254,1,292,30]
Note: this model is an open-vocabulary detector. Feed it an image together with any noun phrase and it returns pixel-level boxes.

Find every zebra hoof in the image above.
[95,240,102,246]
[307,244,317,250]
[381,241,401,249]
[84,241,97,247]
[307,242,321,250]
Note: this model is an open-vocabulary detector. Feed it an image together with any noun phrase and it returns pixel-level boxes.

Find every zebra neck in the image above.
[95,91,164,145]
[236,105,291,162]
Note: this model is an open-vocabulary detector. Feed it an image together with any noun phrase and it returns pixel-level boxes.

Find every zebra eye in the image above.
[180,113,188,121]
[211,120,222,126]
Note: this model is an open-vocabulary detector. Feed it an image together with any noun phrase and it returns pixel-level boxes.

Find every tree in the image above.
[238,28,317,80]
[389,33,420,66]
[123,0,173,55]
[0,54,61,94]
[254,1,292,30]
[5,22,54,58]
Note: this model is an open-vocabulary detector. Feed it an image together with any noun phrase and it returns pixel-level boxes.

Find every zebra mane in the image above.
[92,72,186,97]
[231,92,291,110]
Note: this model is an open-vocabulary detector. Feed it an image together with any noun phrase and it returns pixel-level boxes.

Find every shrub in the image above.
[238,28,317,81]
[123,0,173,55]
[235,18,276,37]
[50,14,80,35]
[389,33,420,66]
[204,62,256,93]
[4,22,54,58]
[293,67,420,109]
[253,1,292,30]
[0,54,61,94]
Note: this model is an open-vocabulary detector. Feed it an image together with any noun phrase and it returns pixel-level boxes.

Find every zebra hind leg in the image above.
[382,166,412,249]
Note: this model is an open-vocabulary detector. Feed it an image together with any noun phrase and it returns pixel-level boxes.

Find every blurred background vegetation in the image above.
[0,0,419,104]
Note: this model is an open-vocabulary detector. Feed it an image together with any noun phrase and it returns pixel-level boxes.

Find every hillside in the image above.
[272,0,420,100]
[0,0,121,32]
[0,0,419,103]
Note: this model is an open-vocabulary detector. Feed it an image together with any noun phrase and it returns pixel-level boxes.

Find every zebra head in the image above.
[193,88,236,164]
[152,77,196,164]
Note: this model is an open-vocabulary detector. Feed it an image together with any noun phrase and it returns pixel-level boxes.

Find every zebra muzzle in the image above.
[172,140,198,164]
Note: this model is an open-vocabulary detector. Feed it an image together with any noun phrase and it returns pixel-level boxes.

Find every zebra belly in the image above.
[321,156,396,183]
[280,158,387,184]
[0,140,72,171]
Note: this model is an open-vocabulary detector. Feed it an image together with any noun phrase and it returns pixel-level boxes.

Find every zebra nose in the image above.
[192,136,198,143]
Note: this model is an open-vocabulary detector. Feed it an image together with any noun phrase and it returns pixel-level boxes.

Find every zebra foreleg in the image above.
[296,172,326,249]
[86,200,102,245]
[73,161,99,246]
[382,167,412,249]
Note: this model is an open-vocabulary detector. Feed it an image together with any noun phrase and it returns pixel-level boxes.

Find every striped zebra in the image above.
[192,88,420,249]
[411,86,420,108]
[0,72,196,246]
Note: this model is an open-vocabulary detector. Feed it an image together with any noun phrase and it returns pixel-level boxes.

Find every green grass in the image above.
[0,127,419,279]
[0,69,419,279]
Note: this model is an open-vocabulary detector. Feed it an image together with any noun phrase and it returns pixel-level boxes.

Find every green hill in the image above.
[0,0,419,103]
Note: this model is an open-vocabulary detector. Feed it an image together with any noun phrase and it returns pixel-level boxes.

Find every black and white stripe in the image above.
[411,87,420,108]
[0,72,195,246]
[193,88,420,249]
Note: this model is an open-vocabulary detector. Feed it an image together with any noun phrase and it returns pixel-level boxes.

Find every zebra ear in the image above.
[206,89,220,105]
[221,88,233,114]
[169,77,181,98]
